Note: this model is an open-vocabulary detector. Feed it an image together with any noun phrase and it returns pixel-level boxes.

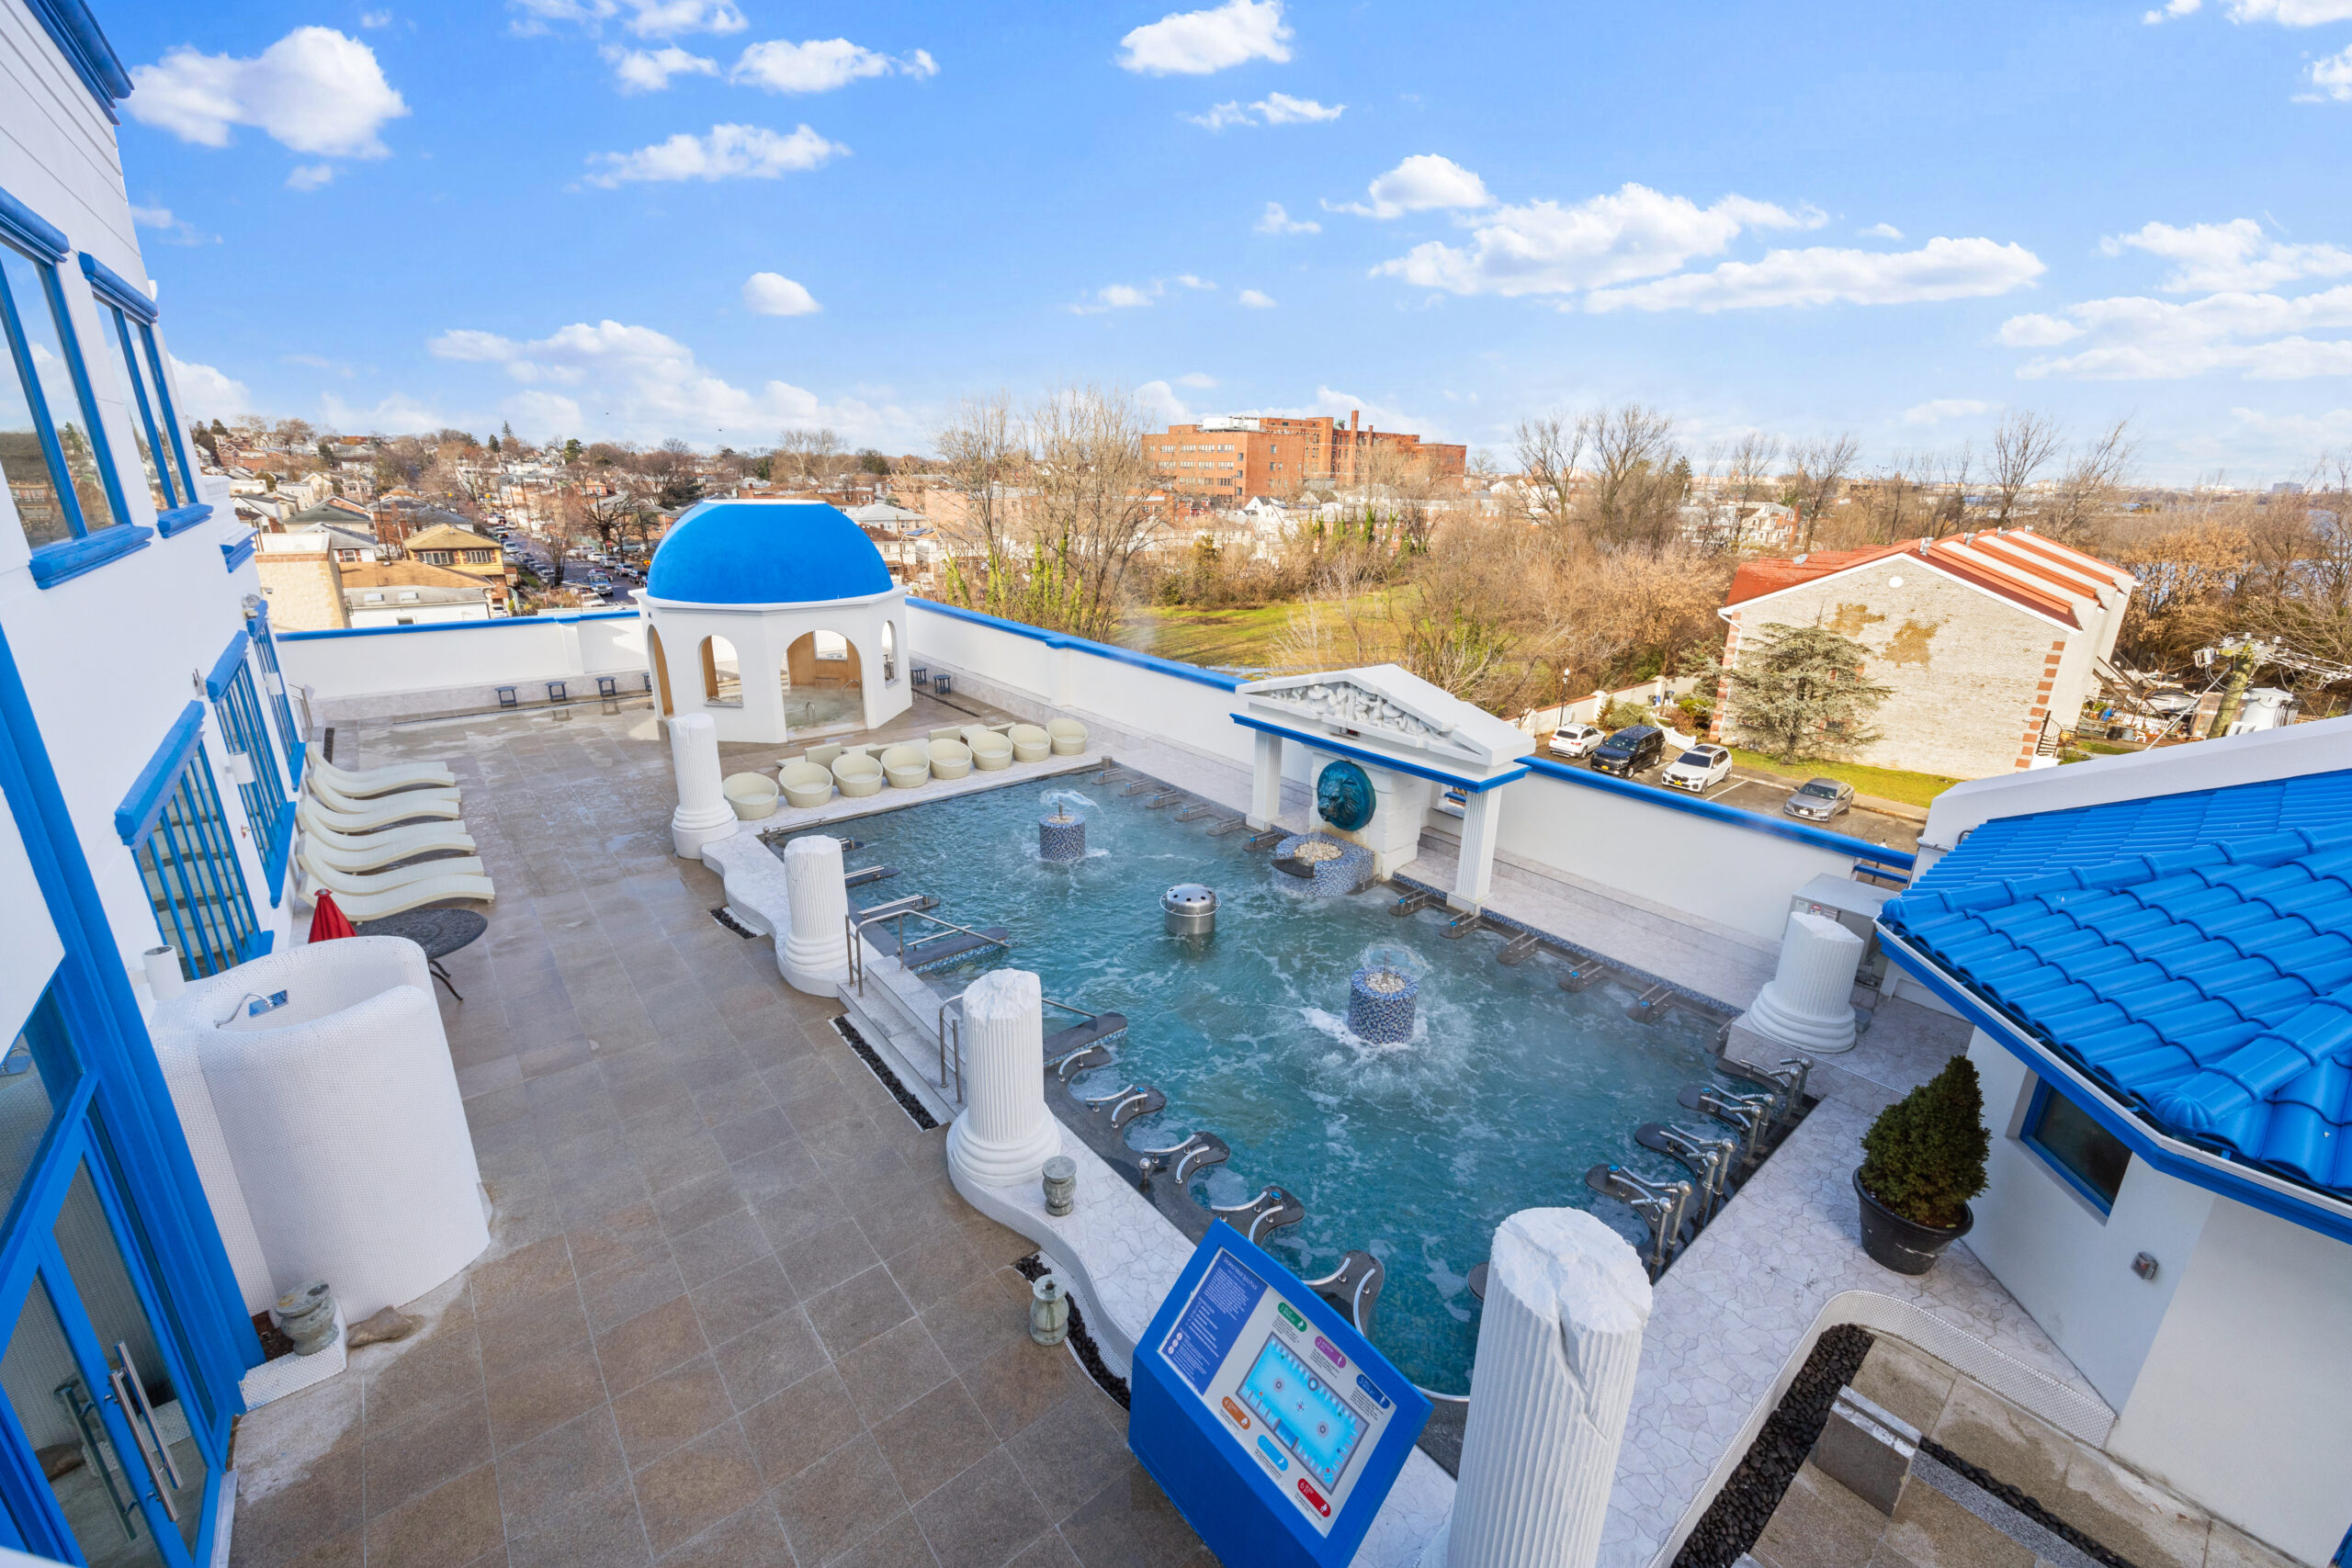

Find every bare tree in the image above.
[1023,385,1166,641]
[775,427,842,487]
[1707,431,1781,552]
[932,392,1022,568]
[1788,433,1860,552]
[1988,411,2063,526]
[1928,443,1976,538]
[2041,419,2135,545]
[1512,412,1587,529]
[1585,403,1681,547]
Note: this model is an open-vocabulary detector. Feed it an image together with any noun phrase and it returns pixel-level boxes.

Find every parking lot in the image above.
[1550,744,1925,858]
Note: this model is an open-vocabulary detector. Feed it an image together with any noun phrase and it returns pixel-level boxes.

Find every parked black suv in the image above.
[1590,724,1665,776]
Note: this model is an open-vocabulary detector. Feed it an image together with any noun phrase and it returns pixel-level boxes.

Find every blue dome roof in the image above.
[647,501,895,605]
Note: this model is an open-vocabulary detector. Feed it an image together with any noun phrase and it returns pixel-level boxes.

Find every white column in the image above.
[1248,728,1284,830]
[1433,1208,1652,1568]
[1742,911,1864,1054]
[780,835,850,996]
[668,712,736,859]
[945,968,1061,1187]
[1451,787,1501,912]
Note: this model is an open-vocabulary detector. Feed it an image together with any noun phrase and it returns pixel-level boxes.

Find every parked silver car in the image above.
[1783,777,1854,821]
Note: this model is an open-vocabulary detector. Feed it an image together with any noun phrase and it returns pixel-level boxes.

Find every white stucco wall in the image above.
[281,611,651,721]
[2107,1198,2352,1564]
[1962,1038,2211,1410]
[643,590,910,744]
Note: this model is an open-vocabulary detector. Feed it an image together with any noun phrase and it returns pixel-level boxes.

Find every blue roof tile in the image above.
[1884,769,2352,1202]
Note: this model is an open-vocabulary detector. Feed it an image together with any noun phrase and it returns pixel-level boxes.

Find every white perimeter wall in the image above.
[284,611,650,721]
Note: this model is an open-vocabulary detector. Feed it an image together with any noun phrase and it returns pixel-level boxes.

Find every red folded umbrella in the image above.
[308,888,357,942]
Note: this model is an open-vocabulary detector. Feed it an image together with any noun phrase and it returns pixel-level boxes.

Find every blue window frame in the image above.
[0,185,144,589]
[117,706,259,981]
[204,634,291,904]
[82,254,205,538]
[244,607,304,780]
[2023,1078,2133,1213]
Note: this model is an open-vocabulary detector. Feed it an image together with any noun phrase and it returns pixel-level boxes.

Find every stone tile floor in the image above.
[230,700,1212,1568]
[1750,1337,2300,1568]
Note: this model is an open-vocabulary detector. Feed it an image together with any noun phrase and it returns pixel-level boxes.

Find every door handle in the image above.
[107,1367,180,1522]
[113,1342,186,1494]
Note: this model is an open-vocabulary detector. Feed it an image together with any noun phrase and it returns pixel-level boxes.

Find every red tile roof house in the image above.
[1711,529,2136,779]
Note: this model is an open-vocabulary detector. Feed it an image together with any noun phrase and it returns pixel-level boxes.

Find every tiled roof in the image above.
[1883,770,2352,1201]
[1725,528,2132,632]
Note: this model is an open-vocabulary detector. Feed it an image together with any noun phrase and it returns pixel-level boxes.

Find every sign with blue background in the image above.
[1131,1224,1431,1568]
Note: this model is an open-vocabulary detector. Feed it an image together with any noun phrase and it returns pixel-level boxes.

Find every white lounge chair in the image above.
[295,814,476,866]
[724,773,780,819]
[831,752,884,797]
[309,758,458,796]
[301,837,480,879]
[300,790,463,832]
[1046,717,1088,756]
[300,847,487,889]
[880,743,932,789]
[928,739,974,780]
[1007,724,1051,763]
[311,775,461,817]
[779,762,834,809]
[960,728,1013,771]
[299,861,494,918]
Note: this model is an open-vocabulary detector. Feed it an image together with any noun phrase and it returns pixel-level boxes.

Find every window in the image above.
[83,255,199,531]
[207,640,289,900]
[2023,1079,2132,1212]
[246,605,302,761]
[128,729,259,981]
[0,192,130,568]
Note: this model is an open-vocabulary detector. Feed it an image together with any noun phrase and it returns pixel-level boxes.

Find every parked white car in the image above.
[1548,723,1607,759]
[1661,744,1733,795]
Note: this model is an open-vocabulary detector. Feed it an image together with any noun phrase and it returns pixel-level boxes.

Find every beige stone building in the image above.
[1712,528,2133,779]
[253,531,350,629]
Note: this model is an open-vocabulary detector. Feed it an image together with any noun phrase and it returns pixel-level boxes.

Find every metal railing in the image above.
[933,990,1102,1107]
[842,904,1012,998]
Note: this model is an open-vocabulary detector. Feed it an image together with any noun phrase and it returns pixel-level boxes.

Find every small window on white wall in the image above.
[880,619,898,682]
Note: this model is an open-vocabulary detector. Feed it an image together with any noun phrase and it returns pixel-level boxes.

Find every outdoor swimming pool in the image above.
[805,774,1734,1391]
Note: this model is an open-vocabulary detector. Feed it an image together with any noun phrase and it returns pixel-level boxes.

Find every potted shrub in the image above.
[1853,1057,1990,1275]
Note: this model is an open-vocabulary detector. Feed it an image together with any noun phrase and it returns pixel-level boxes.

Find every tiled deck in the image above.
[231,697,1210,1568]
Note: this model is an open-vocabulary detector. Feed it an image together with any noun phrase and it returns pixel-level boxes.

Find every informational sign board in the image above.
[1131,1223,1431,1568]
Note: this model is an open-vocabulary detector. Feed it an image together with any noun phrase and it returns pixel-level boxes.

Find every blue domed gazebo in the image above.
[639,500,911,744]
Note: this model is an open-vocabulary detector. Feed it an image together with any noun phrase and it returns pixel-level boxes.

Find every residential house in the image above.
[1713,528,2133,779]
[402,521,511,611]
[339,561,495,626]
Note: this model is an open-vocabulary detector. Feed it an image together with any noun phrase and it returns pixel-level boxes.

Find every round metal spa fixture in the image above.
[1163,883,1217,938]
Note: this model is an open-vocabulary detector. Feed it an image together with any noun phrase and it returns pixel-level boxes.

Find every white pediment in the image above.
[1239,663,1530,771]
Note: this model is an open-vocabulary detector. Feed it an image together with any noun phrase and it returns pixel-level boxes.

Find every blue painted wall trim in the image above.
[115,703,205,845]
[277,607,643,641]
[219,533,254,572]
[908,597,1246,693]
[0,182,69,263]
[155,502,212,538]
[1232,714,1526,794]
[1880,929,2352,1245]
[262,808,295,906]
[74,251,155,324]
[1517,753,1917,868]
[28,524,151,589]
[202,631,251,701]
[19,0,132,118]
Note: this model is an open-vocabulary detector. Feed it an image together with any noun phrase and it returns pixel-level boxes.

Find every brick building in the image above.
[1712,528,2134,779]
[1147,411,1465,505]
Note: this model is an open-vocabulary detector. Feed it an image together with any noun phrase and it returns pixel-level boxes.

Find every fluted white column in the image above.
[1743,910,1864,1054]
[781,835,850,995]
[668,712,736,860]
[946,968,1061,1187]
[1436,1208,1652,1568]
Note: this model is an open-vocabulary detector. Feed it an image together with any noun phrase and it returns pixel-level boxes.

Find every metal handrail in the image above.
[842,904,1012,997]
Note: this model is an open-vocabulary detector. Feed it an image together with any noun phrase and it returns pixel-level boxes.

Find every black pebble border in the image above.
[708,906,759,939]
[1014,1252,1132,1411]
[1671,1324,1877,1568]
[1919,1439,2143,1568]
[830,1016,941,1130]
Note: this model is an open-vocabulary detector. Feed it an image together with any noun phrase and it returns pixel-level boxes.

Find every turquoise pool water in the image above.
[818,777,1727,1391]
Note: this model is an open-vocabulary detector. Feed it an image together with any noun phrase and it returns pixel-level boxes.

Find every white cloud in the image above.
[584,123,843,185]
[2101,218,2352,291]
[2220,0,2352,20]
[1137,380,1193,423]
[1190,91,1340,129]
[2228,406,2352,446]
[1375,182,1814,296]
[166,355,252,422]
[606,44,717,92]
[128,28,408,156]
[1903,398,1996,425]
[359,9,393,26]
[730,39,936,93]
[1255,201,1318,235]
[320,391,448,434]
[1175,274,1216,290]
[1118,0,1291,75]
[1860,222,1904,240]
[1174,373,1218,388]
[1238,288,1276,308]
[2311,44,2352,99]
[130,202,209,245]
[286,163,335,191]
[1583,236,2045,313]
[2005,283,2352,378]
[510,0,746,38]
[2143,0,2200,19]
[741,272,820,315]
[428,317,902,444]
[1070,283,1157,314]
[1332,154,1491,220]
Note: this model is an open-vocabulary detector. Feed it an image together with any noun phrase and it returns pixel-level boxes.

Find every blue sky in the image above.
[102,0,2352,480]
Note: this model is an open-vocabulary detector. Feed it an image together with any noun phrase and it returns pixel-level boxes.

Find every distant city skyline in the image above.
[104,0,2352,481]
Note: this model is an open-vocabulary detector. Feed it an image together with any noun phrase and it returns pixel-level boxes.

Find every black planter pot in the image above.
[1853,1169,1973,1275]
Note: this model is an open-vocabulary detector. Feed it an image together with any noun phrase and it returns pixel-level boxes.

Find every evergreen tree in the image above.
[1859,1057,1989,1229]
[1699,621,1890,762]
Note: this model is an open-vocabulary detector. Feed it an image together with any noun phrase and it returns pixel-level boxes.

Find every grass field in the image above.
[1725,748,1962,809]
[1115,601,1407,672]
